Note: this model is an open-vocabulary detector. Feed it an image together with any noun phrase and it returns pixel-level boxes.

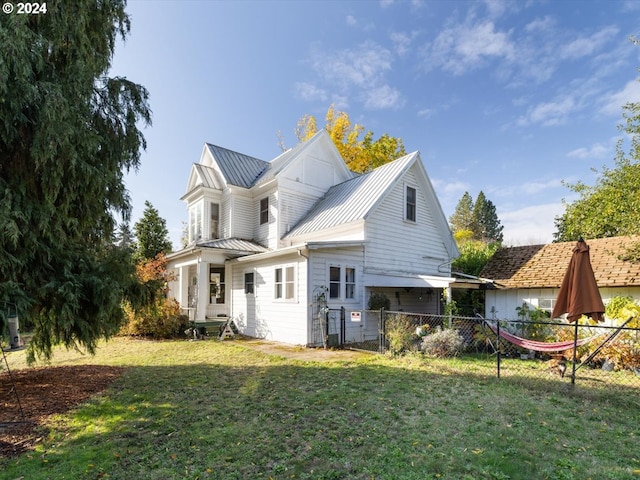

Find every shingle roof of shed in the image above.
[205,143,269,188]
[480,235,640,289]
[284,152,416,238]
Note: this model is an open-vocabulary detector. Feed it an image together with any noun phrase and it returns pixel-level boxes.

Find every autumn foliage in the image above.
[296,105,406,173]
[120,254,187,338]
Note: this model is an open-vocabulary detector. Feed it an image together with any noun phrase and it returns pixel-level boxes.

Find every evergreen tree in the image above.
[133,201,173,261]
[449,192,474,234]
[471,191,504,244]
[0,1,151,361]
[114,222,135,250]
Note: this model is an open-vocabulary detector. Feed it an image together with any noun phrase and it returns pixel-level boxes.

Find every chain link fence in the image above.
[330,308,640,390]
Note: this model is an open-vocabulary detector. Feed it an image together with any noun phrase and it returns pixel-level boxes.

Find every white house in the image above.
[166,130,459,346]
[480,236,640,321]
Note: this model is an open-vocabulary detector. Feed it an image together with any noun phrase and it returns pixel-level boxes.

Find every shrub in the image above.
[421,327,465,358]
[386,314,415,355]
[120,298,189,339]
[368,292,390,311]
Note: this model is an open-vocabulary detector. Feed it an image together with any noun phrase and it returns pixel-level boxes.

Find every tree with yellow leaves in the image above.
[294,105,406,173]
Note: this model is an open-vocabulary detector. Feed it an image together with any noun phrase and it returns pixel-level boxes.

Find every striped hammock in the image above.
[484,323,600,353]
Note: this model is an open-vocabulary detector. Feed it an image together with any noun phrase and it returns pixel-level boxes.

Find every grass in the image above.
[2,337,640,480]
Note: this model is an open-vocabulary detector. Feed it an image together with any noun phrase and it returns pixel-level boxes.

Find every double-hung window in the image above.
[345,267,356,299]
[406,186,416,222]
[244,271,254,295]
[329,266,341,299]
[329,266,357,301]
[210,202,219,239]
[260,197,269,225]
[209,267,225,304]
[275,266,295,300]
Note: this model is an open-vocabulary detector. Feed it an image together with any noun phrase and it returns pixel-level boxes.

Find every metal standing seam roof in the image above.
[196,237,269,254]
[192,164,220,189]
[284,152,417,238]
[205,143,269,188]
[479,235,640,289]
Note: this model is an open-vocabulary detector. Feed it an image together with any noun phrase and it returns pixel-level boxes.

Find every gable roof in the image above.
[205,143,269,188]
[480,235,640,289]
[253,130,355,187]
[284,152,417,238]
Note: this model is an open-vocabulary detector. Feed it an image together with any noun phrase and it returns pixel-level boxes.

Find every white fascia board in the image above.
[173,258,199,269]
[285,220,365,245]
[364,272,455,289]
[228,244,307,264]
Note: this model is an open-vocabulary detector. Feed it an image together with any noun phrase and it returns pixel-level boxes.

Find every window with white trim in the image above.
[210,202,219,239]
[244,271,254,295]
[188,201,203,242]
[260,197,269,225]
[405,186,416,222]
[328,266,357,301]
[209,266,225,304]
[345,267,356,299]
[329,266,341,299]
[274,266,295,300]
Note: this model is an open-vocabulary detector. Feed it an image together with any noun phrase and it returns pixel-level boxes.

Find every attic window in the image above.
[406,186,416,222]
[260,197,269,225]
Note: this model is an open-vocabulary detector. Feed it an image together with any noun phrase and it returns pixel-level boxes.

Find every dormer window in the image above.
[260,197,269,225]
[210,202,219,239]
[189,202,203,242]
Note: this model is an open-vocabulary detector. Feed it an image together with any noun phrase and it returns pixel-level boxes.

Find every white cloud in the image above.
[390,31,412,57]
[499,203,565,246]
[294,82,328,102]
[600,79,640,116]
[346,15,357,27]
[483,0,511,19]
[311,41,393,90]
[558,26,619,60]
[417,108,435,119]
[566,139,616,160]
[517,96,575,126]
[305,41,402,111]
[364,85,405,110]
[525,15,556,33]
[426,21,515,75]
[431,178,470,198]
[494,178,564,197]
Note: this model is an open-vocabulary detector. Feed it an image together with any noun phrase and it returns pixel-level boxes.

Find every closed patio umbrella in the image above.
[552,238,605,323]
[552,238,605,384]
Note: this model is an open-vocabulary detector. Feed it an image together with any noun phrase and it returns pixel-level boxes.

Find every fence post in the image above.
[379,308,386,354]
[340,306,345,348]
[496,321,501,379]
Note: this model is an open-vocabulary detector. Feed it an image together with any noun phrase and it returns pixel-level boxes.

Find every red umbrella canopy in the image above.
[552,239,605,322]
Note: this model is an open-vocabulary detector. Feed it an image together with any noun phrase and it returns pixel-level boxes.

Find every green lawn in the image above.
[2,337,639,480]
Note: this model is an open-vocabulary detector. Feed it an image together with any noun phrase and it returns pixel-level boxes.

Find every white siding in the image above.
[308,246,365,345]
[279,189,322,246]
[365,166,449,277]
[255,190,278,249]
[228,193,253,239]
[230,253,308,345]
[485,286,640,321]
[220,193,231,239]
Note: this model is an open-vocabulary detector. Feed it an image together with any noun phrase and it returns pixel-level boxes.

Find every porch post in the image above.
[178,266,190,309]
[196,260,209,322]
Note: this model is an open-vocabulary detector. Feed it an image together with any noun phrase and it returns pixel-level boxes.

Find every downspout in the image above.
[298,247,310,345]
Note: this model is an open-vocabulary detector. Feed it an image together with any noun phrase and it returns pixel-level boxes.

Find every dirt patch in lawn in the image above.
[0,365,124,459]
[234,337,372,362]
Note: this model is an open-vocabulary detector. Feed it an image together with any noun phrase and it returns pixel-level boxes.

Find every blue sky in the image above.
[110,0,640,249]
